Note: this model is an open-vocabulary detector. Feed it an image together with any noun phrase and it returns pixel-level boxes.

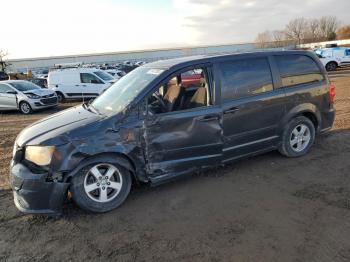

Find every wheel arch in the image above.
[18,100,32,113]
[325,60,339,69]
[279,103,321,133]
[65,152,142,185]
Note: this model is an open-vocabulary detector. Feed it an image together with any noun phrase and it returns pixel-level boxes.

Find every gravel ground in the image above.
[0,70,350,262]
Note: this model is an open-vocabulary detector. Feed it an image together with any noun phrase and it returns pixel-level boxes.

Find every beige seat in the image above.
[189,87,207,108]
[163,77,181,111]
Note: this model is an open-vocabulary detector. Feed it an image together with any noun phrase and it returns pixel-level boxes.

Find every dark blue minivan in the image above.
[10,51,335,214]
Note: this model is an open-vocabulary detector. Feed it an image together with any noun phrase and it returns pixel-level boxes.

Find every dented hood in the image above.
[16,105,102,146]
[22,88,55,97]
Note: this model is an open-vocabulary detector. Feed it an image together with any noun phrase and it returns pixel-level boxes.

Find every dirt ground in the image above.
[0,70,350,262]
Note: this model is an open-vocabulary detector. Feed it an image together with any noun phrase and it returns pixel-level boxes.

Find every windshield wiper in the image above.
[82,102,97,114]
[88,103,103,115]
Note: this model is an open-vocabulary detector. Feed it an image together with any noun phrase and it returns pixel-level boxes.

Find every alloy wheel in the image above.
[20,102,31,114]
[289,124,311,152]
[83,163,123,203]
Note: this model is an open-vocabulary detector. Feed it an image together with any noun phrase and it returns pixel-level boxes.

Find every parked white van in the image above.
[314,47,350,71]
[48,68,116,101]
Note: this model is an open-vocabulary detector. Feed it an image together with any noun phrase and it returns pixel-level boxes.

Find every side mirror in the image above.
[6,90,17,95]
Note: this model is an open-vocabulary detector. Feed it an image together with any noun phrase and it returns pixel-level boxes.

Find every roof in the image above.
[144,50,313,69]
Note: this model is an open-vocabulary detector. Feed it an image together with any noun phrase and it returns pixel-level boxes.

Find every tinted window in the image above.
[275,55,324,87]
[80,73,104,84]
[0,84,13,93]
[345,49,350,56]
[94,71,114,81]
[220,57,273,101]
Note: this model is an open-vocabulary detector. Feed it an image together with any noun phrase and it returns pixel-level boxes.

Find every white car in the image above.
[48,68,116,102]
[0,80,58,114]
[315,47,350,71]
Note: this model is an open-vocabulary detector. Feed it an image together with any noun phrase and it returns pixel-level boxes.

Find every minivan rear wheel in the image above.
[70,161,132,213]
[279,116,315,157]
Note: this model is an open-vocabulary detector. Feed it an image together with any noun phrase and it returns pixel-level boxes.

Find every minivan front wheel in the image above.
[70,162,131,213]
[279,116,315,157]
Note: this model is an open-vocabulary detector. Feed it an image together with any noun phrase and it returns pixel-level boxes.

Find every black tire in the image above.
[19,101,32,114]
[278,116,316,158]
[325,61,337,71]
[70,160,132,213]
[56,92,65,102]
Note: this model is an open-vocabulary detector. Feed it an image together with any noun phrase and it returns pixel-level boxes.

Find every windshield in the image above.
[91,67,164,116]
[94,70,114,81]
[9,81,41,92]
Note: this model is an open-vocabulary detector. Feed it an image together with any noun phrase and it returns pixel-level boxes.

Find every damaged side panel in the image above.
[49,111,149,183]
[142,106,223,182]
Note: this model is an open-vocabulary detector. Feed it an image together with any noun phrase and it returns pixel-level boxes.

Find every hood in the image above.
[23,88,55,97]
[16,105,102,147]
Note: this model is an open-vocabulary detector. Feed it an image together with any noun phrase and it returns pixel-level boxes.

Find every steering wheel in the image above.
[151,92,168,112]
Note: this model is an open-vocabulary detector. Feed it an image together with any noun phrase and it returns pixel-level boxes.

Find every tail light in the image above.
[329,82,336,105]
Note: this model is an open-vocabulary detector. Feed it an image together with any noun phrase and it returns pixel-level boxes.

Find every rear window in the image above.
[219,57,274,101]
[275,55,324,87]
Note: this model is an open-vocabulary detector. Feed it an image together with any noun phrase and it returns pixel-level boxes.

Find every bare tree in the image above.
[271,30,286,47]
[319,16,339,40]
[305,18,322,42]
[336,25,350,40]
[254,16,342,47]
[285,18,308,44]
[254,31,272,48]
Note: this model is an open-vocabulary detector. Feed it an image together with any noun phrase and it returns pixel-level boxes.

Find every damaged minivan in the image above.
[10,51,335,214]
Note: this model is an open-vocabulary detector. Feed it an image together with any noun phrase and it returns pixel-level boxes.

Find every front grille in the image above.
[41,93,55,99]
[40,97,57,105]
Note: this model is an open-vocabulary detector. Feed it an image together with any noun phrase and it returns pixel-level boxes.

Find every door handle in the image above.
[224,107,239,114]
[198,115,219,122]
[75,84,80,87]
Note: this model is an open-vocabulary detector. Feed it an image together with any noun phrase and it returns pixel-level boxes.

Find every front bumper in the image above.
[10,163,69,215]
[28,97,58,110]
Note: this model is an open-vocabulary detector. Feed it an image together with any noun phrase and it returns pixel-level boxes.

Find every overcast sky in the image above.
[2,0,350,59]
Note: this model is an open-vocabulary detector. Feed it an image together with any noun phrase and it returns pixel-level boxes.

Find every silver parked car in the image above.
[0,80,58,114]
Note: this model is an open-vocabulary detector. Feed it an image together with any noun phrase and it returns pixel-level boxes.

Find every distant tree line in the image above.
[254,16,350,48]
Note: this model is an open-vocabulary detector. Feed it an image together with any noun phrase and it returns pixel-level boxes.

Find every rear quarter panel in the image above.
[273,52,332,132]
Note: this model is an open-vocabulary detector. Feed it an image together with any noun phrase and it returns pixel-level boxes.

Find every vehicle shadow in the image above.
[59,127,350,219]
[1,128,349,222]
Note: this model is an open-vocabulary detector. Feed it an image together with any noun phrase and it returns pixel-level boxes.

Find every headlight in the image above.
[25,146,55,166]
[26,93,41,99]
